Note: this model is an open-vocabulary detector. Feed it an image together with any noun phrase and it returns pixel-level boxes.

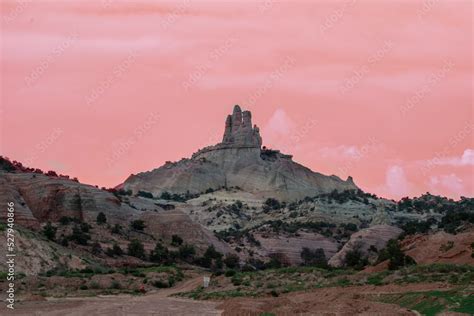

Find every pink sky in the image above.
[1,0,472,200]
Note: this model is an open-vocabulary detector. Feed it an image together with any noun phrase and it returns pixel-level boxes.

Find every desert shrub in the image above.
[137,190,154,199]
[96,212,107,225]
[59,216,77,225]
[400,220,431,235]
[439,241,454,252]
[178,244,196,262]
[224,254,240,269]
[246,258,266,270]
[0,156,16,171]
[345,248,368,270]
[150,242,171,264]
[130,220,146,231]
[439,210,474,234]
[205,188,215,194]
[152,280,169,288]
[377,239,416,270]
[105,247,115,257]
[91,242,102,255]
[171,234,183,246]
[204,245,223,260]
[300,247,327,268]
[60,237,69,247]
[194,245,223,269]
[111,224,122,234]
[42,222,57,241]
[264,198,281,210]
[267,253,290,269]
[225,269,236,277]
[69,225,90,245]
[80,222,91,233]
[160,191,172,200]
[344,223,358,231]
[128,239,146,259]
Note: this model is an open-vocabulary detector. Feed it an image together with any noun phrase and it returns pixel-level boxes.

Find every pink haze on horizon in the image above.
[0,0,472,200]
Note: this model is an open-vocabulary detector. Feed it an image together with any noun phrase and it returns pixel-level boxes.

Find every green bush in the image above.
[127,239,146,259]
[171,234,183,246]
[224,254,240,269]
[69,225,90,245]
[152,280,169,288]
[178,244,196,262]
[137,191,154,199]
[264,198,281,210]
[345,248,368,270]
[111,224,122,234]
[130,220,146,231]
[377,239,416,270]
[150,242,171,264]
[42,222,57,241]
[96,212,107,225]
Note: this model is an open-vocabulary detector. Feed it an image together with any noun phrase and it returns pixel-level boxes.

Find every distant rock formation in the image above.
[222,105,262,148]
[123,105,358,201]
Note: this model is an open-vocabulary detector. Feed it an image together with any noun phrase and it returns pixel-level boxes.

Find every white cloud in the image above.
[319,145,362,159]
[263,108,295,138]
[385,165,411,198]
[428,174,465,195]
[431,149,474,166]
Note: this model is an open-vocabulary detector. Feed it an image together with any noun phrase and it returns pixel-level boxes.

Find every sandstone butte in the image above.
[123,105,357,201]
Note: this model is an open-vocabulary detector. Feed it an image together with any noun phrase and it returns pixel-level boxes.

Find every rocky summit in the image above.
[123,105,357,201]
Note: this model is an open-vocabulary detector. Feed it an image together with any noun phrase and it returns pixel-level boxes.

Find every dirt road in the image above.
[2,280,457,315]
[3,277,222,316]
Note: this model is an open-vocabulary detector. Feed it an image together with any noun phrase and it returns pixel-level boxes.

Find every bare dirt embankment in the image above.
[217,283,455,316]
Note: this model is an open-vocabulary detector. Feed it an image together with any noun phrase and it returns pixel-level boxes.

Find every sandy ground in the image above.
[1,280,457,316]
[2,277,222,316]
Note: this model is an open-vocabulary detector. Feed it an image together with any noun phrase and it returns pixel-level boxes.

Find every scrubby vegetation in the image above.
[300,247,327,268]
[160,190,200,202]
[375,288,474,316]
[127,239,146,259]
[96,212,107,225]
[177,263,474,302]
[376,239,416,270]
[130,220,146,231]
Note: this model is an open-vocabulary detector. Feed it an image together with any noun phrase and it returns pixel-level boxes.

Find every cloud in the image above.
[428,174,465,196]
[433,149,474,166]
[385,165,411,198]
[319,145,362,160]
[263,108,295,138]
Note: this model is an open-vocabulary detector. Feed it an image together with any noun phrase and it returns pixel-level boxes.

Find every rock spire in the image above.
[222,105,262,148]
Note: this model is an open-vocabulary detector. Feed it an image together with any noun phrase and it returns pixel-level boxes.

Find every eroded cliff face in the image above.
[0,171,232,274]
[124,105,357,201]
